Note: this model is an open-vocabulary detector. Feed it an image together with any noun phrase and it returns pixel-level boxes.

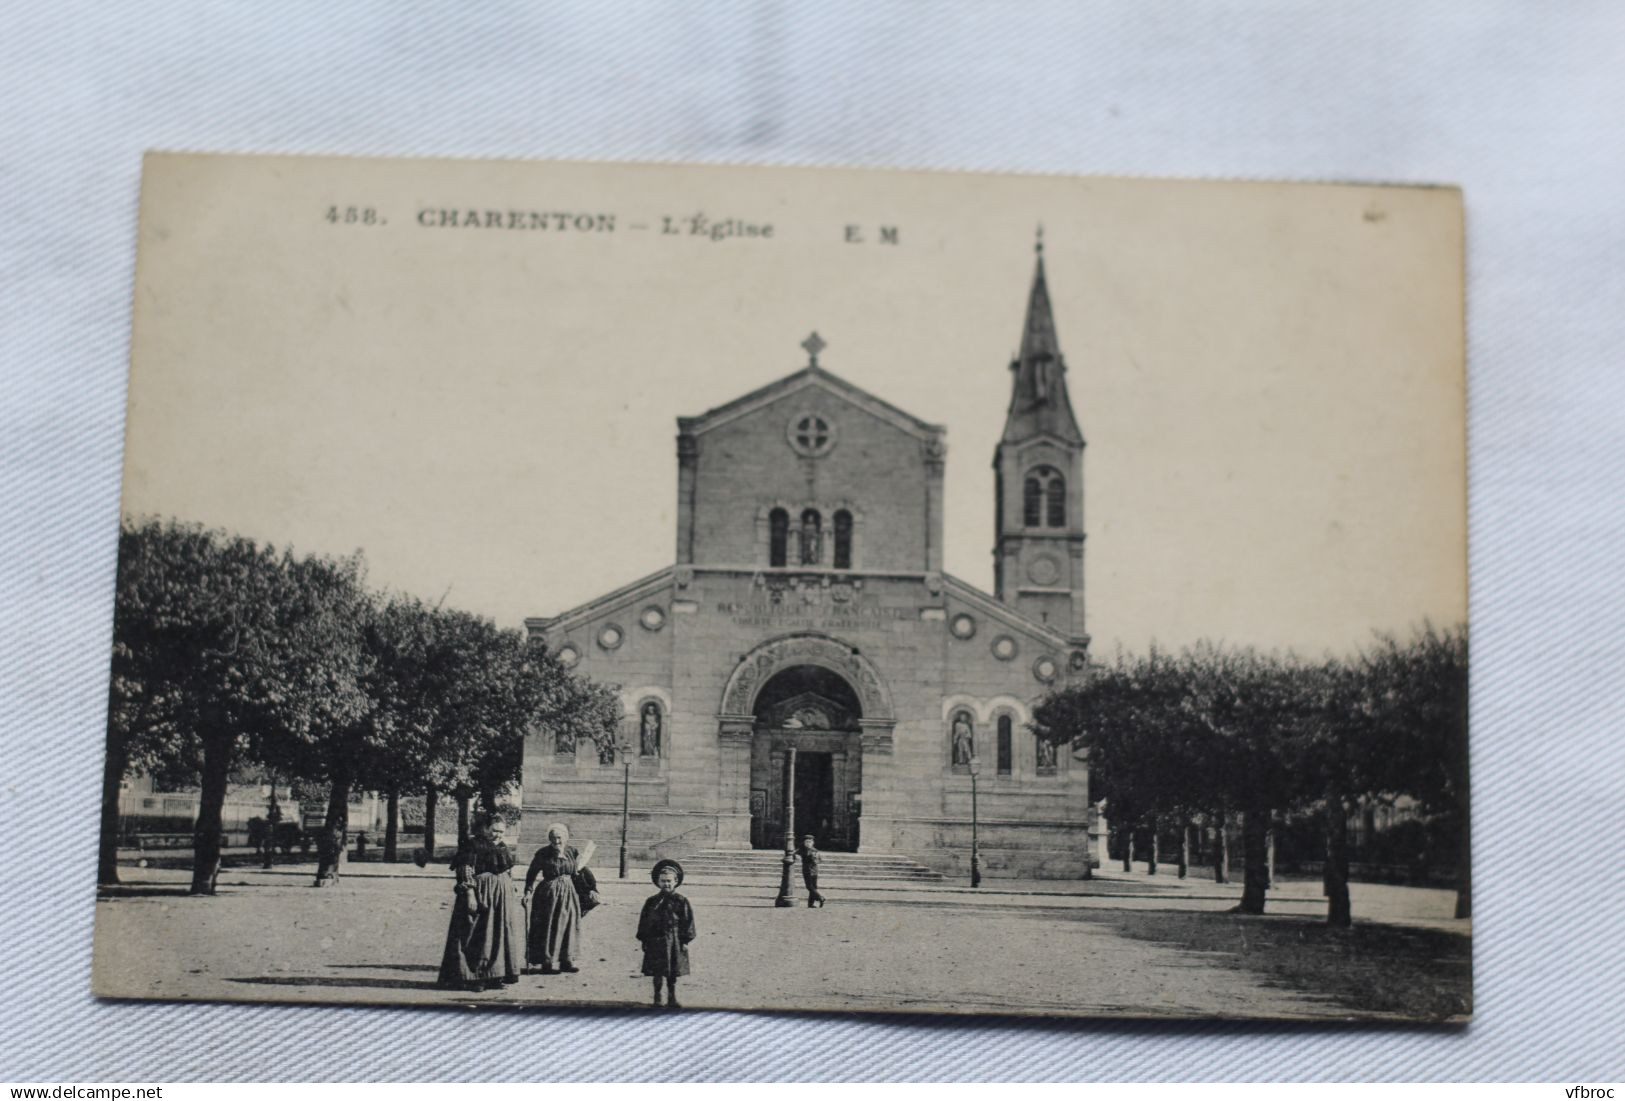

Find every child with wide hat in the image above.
[636,859,696,1008]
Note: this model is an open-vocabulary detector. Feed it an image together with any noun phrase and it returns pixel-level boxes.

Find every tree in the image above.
[1272,658,1364,926]
[1170,646,1299,913]
[1354,625,1470,918]
[410,611,620,852]
[105,517,665,895]
[1037,645,1302,913]
[1034,648,1220,878]
[1038,629,1469,927]
[103,520,196,885]
[357,596,441,862]
[104,519,348,894]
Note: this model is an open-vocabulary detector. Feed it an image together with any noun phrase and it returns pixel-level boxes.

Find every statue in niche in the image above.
[1036,736,1057,770]
[640,702,662,758]
[800,511,821,565]
[951,713,975,766]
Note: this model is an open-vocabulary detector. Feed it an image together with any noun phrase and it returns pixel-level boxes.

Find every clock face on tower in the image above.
[1026,554,1061,586]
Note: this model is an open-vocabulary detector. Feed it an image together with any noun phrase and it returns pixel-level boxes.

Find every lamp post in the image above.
[618,737,633,879]
[968,754,982,888]
[775,746,798,907]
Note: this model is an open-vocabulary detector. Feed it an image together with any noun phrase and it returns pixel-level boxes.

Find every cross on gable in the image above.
[801,331,826,366]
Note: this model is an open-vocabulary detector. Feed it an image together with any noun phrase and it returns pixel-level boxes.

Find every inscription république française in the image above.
[719,601,913,630]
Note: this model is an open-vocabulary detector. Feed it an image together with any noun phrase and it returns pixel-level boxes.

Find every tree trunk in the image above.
[456,788,472,849]
[1082,809,1098,880]
[1238,807,1269,913]
[1454,811,1472,919]
[1147,818,1159,875]
[1267,818,1277,884]
[190,739,232,895]
[99,735,130,887]
[478,783,499,820]
[1452,748,1473,918]
[383,783,399,863]
[314,779,350,887]
[1325,794,1352,928]
[1123,828,1134,873]
[1213,814,1229,884]
[1177,819,1190,879]
[423,783,438,860]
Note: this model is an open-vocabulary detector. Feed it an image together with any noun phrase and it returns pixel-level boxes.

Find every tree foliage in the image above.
[1032,626,1469,923]
[102,516,621,890]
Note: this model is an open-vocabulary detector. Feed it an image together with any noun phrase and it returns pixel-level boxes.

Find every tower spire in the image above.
[1002,233,1082,445]
[991,233,1088,639]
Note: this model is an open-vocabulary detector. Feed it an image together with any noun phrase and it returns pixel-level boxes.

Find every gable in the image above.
[680,369,944,572]
[700,377,927,466]
[679,366,943,445]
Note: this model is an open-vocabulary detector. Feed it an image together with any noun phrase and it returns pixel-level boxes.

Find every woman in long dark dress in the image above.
[436,816,525,991]
[524,823,585,974]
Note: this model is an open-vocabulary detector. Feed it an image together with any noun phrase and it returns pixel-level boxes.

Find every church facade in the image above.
[520,245,1100,877]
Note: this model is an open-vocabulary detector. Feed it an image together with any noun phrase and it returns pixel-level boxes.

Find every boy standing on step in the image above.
[797,835,826,908]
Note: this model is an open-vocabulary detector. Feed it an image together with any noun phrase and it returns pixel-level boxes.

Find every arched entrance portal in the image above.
[718,632,895,853]
[748,666,863,852]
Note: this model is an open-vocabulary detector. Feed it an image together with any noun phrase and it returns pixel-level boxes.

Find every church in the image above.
[520,242,1101,878]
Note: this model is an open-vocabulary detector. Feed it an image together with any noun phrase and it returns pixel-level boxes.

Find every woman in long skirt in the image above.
[437,816,525,991]
[524,822,584,974]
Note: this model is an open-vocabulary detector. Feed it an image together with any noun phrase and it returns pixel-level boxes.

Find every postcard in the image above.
[95,153,1468,1021]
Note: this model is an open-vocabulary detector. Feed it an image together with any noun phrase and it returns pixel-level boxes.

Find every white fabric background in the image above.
[2,0,1623,1082]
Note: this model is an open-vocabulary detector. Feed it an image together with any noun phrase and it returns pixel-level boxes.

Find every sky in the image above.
[120,154,1466,656]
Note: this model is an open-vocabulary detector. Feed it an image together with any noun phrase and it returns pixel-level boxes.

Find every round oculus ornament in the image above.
[787,411,837,458]
[1026,554,1061,586]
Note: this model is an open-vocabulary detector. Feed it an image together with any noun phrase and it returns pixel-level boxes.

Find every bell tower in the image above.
[992,230,1086,639]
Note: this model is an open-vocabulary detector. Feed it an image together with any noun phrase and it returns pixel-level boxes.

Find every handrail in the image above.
[650,822,712,854]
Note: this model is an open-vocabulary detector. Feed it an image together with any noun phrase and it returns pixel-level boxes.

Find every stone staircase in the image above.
[671,848,944,886]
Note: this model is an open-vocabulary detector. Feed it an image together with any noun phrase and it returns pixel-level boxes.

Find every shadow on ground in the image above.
[231,975,445,992]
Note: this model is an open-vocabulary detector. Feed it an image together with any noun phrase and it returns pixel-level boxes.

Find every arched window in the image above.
[769,508,789,567]
[553,728,575,757]
[996,715,1013,775]
[950,710,975,770]
[1025,466,1065,528]
[1045,472,1066,528]
[833,509,853,569]
[799,508,822,565]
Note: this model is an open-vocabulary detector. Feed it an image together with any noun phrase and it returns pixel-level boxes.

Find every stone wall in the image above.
[687,384,934,572]
[523,567,1093,877]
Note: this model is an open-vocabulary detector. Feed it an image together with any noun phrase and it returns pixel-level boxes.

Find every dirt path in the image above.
[95,866,1352,1020]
